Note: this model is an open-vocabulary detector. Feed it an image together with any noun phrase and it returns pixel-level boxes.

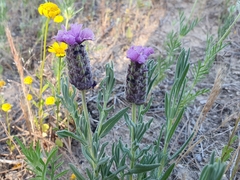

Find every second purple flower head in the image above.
[127,46,154,64]
[125,45,154,105]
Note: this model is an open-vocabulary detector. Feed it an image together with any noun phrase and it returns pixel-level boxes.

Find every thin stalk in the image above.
[130,103,137,180]
[38,18,50,132]
[129,0,133,8]
[81,90,97,171]
[158,140,168,178]
[6,112,10,135]
[217,13,240,45]
[187,0,199,24]
[56,57,62,128]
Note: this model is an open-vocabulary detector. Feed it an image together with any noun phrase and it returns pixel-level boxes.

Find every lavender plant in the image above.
[11,0,240,180]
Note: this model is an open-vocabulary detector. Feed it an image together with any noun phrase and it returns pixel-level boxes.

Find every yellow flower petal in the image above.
[54,15,64,23]
[45,96,55,105]
[1,103,12,112]
[48,42,68,57]
[24,76,33,85]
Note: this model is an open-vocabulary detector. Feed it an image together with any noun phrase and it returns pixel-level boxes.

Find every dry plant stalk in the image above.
[5,27,34,133]
[176,67,224,163]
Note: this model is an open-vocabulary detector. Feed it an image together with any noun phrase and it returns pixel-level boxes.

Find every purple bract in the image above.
[54,23,94,45]
[127,46,154,64]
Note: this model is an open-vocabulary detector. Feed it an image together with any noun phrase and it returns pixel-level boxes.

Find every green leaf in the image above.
[57,130,87,146]
[99,107,129,138]
[127,163,160,174]
[160,163,175,180]
[53,170,69,180]
[42,83,49,93]
[169,132,193,161]
[69,164,86,180]
[166,108,184,144]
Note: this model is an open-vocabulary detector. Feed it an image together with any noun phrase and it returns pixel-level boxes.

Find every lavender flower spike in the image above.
[125,45,154,105]
[127,46,154,64]
[55,23,94,45]
[54,23,95,91]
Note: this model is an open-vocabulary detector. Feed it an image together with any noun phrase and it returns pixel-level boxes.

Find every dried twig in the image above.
[5,27,34,134]
[176,67,224,163]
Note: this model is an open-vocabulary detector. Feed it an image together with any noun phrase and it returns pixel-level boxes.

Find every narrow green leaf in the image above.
[169,133,193,161]
[166,108,184,143]
[160,163,175,180]
[53,170,69,180]
[99,107,128,138]
[127,163,160,174]
[42,83,49,93]
[69,164,86,180]
[57,130,87,146]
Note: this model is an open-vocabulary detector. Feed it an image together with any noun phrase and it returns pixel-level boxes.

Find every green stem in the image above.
[56,57,62,129]
[217,13,240,45]
[38,18,50,132]
[158,140,168,178]
[81,90,96,171]
[97,100,107,136]
[6,112,10,135]
[130,103,137,180]
[187,0,198,24]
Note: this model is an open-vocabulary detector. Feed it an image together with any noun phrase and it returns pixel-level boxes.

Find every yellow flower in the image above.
[38,2,61,19]
[48,42,68,57]
[27,94,33,101]
[70,173,76,180]
[0,80,6,88]
[2,103,12,112]
[24,76,33,85]
[54,15,64,23]
[45,96,55,105]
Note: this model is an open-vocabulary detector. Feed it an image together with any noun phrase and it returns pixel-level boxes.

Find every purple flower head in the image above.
[54,23,94,45]
[127,46,154,64]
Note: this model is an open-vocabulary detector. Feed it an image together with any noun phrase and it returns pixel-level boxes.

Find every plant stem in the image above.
[81,90,96,171]
[38,18,50,132]
[130,103,137,180]
[56,57,62,129]
[217,13,240,45]
[187,0,198,24]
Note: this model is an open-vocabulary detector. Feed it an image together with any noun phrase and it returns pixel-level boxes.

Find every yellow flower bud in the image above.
[54,15,64,23]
